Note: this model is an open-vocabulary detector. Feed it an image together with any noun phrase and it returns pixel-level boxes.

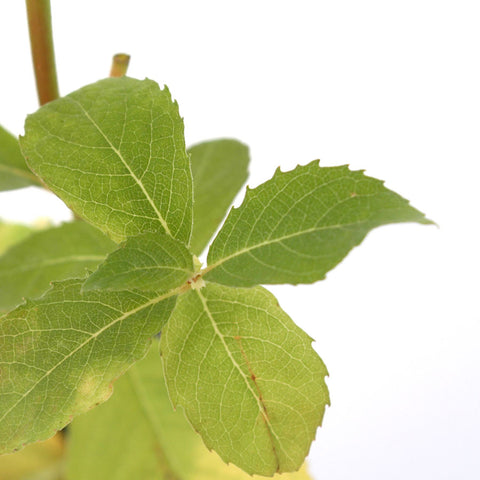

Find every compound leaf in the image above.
[0,278,178,455]
[0,125,41,191]
[83,231,194,293]
[205,161,432,286]
[189,139,249,255]
[0,222,116,312]
[68,341,314,480]
[161,283,329,476]
[20,77,193,245]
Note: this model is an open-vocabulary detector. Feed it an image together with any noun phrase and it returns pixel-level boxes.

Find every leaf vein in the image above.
[66,97,172,237]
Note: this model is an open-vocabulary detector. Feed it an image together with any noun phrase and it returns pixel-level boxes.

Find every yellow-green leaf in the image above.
[0,279,177,455]
[0,434,64,480]
[0,221,32,256]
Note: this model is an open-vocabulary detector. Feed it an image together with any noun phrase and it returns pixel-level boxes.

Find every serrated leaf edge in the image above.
[204,160,433,280]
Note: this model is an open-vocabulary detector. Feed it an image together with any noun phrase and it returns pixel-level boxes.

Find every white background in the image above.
[1,1,479,479]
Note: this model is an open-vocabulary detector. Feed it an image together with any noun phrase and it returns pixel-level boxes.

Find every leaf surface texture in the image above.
[161,283,329,475]
[20,77,193,244]
[83,231,195,292]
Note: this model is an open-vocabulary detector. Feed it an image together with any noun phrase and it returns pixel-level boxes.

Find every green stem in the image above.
[110,53,131,77]
[25,0,59,105]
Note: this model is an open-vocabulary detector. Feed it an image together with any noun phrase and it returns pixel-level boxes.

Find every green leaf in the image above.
[205,161,432,286]
[0,125,41,191]
[0,221,33,256]
[0,222,116,312]
[68,341,314,480]
[82,231,194,293]
[189,139,249,255]
[0,278,178,455]
[20,77,193,245]
[161,283,329,476]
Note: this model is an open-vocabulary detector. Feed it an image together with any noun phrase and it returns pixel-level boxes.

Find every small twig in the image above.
[25,0,59,105]
[110,54,131,77]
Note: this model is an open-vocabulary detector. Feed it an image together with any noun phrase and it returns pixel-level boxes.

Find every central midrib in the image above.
[195,289,284,470]
[205,218,369,274]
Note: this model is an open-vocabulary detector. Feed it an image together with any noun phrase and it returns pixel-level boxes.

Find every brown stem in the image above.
[26,0,59,105]
[110,54,130,77]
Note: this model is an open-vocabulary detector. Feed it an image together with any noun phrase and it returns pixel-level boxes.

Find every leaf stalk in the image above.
[110,53,131,77]
[25,0,60,106]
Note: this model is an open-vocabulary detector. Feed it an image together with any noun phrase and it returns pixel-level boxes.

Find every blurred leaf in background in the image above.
[0,433,64,480]
[0,125,41,192]
[0,221,32,255]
